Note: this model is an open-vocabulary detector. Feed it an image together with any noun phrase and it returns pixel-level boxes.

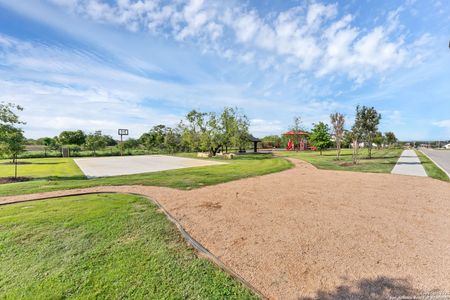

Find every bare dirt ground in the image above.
[1,158,450,299]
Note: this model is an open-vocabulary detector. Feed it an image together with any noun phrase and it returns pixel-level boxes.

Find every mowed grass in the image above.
[0,155,292,196]
[0,194,257,299]
[277,148,403,173]
[415,150,450,181]
[0,157,84,178]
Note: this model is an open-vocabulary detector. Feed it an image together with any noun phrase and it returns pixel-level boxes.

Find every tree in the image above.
[309,122,332,155]
[373,132,384,149]
[220,107,235,153]
[184,110,207,152]
[351,106,365,165]
[139,125,168,152]
[103,135,117,146]
[261,135,282,148]
[123,138,140,151]
[37,137,56,157]
[342,130,352,148]
[0,102,26,178]
[358,106,381,159]
[163,128,179,153]
[230,110,250,152]
[0,102,24,127]
[58,130,86,146]
[385,132,398,147]
[330,112,345,160]
[1,128,26,177]
[179,108,249,156]
[85,131,107,156]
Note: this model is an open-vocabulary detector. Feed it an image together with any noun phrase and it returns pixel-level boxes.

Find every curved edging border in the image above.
[0,190,267,300]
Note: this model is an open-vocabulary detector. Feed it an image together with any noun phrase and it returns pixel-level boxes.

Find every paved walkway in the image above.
[420,148,450,177]
[2,159,450,299]
[391,149,427,177]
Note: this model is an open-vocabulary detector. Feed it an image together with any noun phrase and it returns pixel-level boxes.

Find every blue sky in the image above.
[0,0,449,140]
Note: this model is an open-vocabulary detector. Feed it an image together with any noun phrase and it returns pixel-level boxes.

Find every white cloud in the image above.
[433,120,450,128]
[250,119,283,136]
[44,0,429,83]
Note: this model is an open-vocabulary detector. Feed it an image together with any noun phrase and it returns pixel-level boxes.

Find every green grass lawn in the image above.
[415,150,450,181]
[0,194,257,299]
[0,155,292,197]
[0,157,84,179]
[277,148,403,173]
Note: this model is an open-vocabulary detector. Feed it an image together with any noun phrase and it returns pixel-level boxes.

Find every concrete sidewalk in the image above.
[391,149,427,177]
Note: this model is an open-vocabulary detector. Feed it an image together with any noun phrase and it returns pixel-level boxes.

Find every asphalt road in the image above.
[420,148,450,176]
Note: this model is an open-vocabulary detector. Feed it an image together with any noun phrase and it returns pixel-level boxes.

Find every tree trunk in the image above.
[14,154,18,179]
[368,140,372,159]
[352,139,359,165]
[320,149,323,156]
[336,142,341,160]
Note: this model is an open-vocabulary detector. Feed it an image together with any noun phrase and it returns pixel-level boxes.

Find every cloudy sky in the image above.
[0,0,449,140]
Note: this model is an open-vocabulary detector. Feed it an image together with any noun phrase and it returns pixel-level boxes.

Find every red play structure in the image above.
[284,131,316,151]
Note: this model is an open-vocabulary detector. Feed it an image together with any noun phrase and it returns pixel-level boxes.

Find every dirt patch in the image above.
[1,158,450,299]
[339,161,354,166]
[0,177,32,184]
[198,201,222,210]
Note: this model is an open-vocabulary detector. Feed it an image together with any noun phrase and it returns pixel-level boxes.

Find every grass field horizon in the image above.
[276,148,403,174]
[0,154,293,197]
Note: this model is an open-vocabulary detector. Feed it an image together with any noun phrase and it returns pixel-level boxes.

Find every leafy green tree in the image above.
[358,106,381,159]
[123,138,140,151]
[85,131,107,156]
[220,107,236,153]
[261,135,282,148]
[351,106,365,165]
[103,135,117,146]
[179,108,249,155]
[0,102,26,177]
[36,137,57,157]
[385,132,398,147]
[140,125,168,151]
[1,127,26,162]
[201,112,223,155]
[330,112,345,159]
[0,102,24,128]
[309,122,332,155]
[183,110,207,152]
[373,132,384,149]
[164,128,179,153]
[230,111,249,152]
[58,130,86,146]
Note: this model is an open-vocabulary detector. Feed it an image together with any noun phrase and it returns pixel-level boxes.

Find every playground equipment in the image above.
[284,131,308,151]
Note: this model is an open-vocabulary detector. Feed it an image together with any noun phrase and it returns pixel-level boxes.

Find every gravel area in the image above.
[1,158,449,299]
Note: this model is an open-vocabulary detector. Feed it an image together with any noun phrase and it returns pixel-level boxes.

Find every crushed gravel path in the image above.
[1,158,449,299]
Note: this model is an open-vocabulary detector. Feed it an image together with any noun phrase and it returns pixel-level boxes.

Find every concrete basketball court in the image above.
[74,155,226,177]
